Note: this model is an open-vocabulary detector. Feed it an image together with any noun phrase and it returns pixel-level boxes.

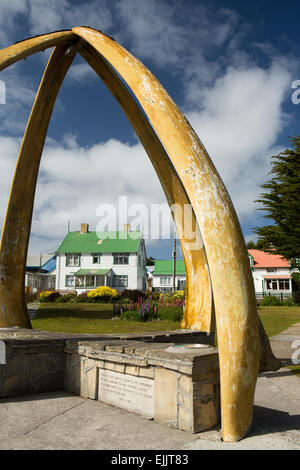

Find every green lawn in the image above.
[32,303,181,334]
[258,306,300,377]
[32,303,300,337]
[258,306,300,337]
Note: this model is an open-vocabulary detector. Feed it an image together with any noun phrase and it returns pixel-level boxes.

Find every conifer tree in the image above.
[254,136,300,263]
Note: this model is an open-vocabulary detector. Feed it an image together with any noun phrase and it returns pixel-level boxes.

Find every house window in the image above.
[267,268,277,272]
[65,275,75,287]
[113,275,128,287]
[85,275,95,287]
[279,280,290,290]
[66,253,80,267]
[95,275,106,287]
[27,274,43,289]
[92,253,101,264]
[113,253,129,265]
[75,276,85,288]
[266,279,290,290]
[74,275,106,288]
[178,279,186,290]
[160,276,172,286]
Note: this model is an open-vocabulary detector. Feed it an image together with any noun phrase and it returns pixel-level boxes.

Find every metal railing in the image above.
[256,291,293,300]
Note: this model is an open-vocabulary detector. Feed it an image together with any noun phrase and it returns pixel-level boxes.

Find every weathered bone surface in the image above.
[0,38,78,328]
[0,27,281,442]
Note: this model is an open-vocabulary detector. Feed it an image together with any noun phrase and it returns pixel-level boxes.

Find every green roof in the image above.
[74,269,111,275]
[153,259,186,275]
[57,231,142,254]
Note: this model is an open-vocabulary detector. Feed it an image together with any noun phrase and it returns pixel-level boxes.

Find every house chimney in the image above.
[124,223,130,233]
[80,223,89,234]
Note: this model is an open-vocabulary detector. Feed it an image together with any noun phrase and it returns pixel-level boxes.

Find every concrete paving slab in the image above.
[0,366,299,450]
[0,391,200,450]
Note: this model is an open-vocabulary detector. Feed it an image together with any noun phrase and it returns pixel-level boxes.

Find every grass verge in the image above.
[258,306,300,337]
[32,303,181,334]
[259,306,300,377]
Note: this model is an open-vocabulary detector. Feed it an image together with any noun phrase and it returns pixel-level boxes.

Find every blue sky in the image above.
[0,0,299,260]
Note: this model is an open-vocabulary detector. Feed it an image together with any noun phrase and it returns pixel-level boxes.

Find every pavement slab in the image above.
[0,322,299,450]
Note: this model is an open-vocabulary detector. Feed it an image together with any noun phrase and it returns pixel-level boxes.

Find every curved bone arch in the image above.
[0,28,281,442]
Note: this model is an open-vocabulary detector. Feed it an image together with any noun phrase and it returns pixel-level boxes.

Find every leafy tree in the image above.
[254,136,300,262]
[291,272,300,291]
[246,239,269,250]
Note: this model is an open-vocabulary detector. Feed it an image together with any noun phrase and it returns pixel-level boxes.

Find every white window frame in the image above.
[113,253,129,265]
[92,253,101,264]
[160,276,172,286]
[66,253,80,267]
[113,275,128,288]
[266,279,290,291]
[65,275,75,287]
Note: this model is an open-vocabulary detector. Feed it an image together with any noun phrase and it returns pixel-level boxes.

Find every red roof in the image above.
[248,249,290,268]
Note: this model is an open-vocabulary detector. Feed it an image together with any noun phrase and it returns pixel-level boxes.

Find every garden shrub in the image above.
[156,306,184,322]
[71,292,88,303]
[87,286,118,302]
[120,289,146,302]
[283,297,296,306]
[260,296,284,306]
[260,296,282,306]
[25,293,39,303]
[172,290,185,300]
[120,310,141,321]
[159,293,173,303]
[39,291,60,303]
[55,293,77,303]
[293,291,300,305]
[54,295,67,303]
[148,292,160,301]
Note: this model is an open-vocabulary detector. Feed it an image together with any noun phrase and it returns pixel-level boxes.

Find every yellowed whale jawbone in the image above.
[72,27,260,442]
[0,41,77,327]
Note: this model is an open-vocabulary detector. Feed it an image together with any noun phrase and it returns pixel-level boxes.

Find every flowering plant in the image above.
[39,290,60,302]
[87,286,118,300]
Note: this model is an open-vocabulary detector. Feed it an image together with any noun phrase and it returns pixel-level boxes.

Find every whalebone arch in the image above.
[0,27,275,442]
[0,30,213,333]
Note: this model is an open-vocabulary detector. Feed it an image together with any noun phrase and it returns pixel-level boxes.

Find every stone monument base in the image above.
[0,329,220,433]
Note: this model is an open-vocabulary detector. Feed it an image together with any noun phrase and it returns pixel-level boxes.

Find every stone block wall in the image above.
[63,339,220,433]
[0,337,65,397]
[0,329,220,434]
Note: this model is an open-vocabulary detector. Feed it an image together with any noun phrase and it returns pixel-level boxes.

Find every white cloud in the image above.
[27,136,168,251]
[115,0,240,82]
[0,72,36,134]
[0,0,27,47]
[0,136,21,224]
[186,62,292,220]
[66,61,96,83]
[28,0,113,37]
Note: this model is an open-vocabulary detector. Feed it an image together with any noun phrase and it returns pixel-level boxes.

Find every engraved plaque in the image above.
[98,369,154,419]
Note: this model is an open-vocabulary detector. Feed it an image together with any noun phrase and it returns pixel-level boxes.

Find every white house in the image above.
[152,259,186,292]
[55,224,147,293]
[151,250,298,297]
[25,253,56,294]
[248,249,294,298]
